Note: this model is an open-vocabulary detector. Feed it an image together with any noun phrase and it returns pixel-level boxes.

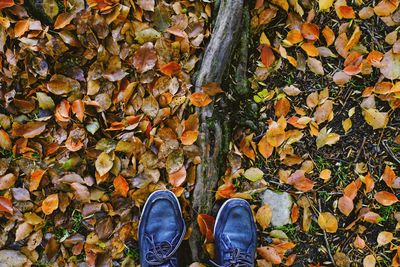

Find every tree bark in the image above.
[189,0,244,262]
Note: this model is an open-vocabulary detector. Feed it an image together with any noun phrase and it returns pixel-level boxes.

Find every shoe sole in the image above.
[214,198,250,234]
[138,190,183,233]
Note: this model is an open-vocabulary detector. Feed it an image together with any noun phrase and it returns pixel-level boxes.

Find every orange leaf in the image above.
[29,169,45,192]
[14,19,30,38]
[291,204,299,223]
[190,92,212,107]
[362,211,382,223]
[343,181,359,200]
[0,0,14,9]
[260,45,275,68]
[0,196,13,214]
[337,6,355,19]
[42,194,59,215]
[11,121,47,138]
[55,99,71,123]
[72,99,85,122]
[374,191,399,206]
[301,42,319,57]
[275,97,290,117]
[301,23,319,41]
[54,12,76,30]
[159,61,181,77]
[168,166,186,187]
[377,231,393,246]
[322,26,335,46]
[382,165,396,187]
[353,235,366,249]
[258,134,274,159]
[0,129,12,150]
[363,172,375,193]
[240,135,256,161]
[181,130,198,146]
[363,255,376,267]
[216,183,235,199]
[113,175,129,197]
[374,0,399,16]
[257,246,282,265]
[286,29,303,44]
[338,195,354,216]
[197,214,215,243]
[266,119,286,147]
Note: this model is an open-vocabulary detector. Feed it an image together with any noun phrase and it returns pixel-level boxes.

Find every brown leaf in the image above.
[181,131,198,146]
[29,169,45,192]
[72,100,85,122]
[382,165,396,187]
[0,173,16,190]
[374,191,399,206]
[314,100,333,124]
[15,222,33,242]
[256,204,272,230]
[133,42,157,73]
[14,20,30,38]
[54,12,76,30]
[42,194,59,215]
[47,74,80,95]
[202,82,224,96]
[318,212,338,233]
[0,196,13,214]
[12,121,47,138]
[138,0,155,11]
[70,182,90,203]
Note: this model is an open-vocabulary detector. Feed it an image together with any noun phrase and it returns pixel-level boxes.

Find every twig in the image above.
[382,140,400,165]
[318,199,337,267]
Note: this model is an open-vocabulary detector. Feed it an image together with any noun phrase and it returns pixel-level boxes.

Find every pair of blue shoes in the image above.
[139,190,257,267]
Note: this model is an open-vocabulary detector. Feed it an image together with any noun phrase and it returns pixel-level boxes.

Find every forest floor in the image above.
[0,0,399,266]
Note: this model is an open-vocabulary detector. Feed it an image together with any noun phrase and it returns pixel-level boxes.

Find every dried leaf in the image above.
[0,130,12,150]
[261,45,275,68]
[257,246,282,264]
[307,57,324,75]
[338,195,354,216]
[363,255,376,267]
[316,127,340,149]
[244,167,264,182]
[190,92,212,107]
[113,175,129,197]
[319,0,334,11]
[301,23,320,41]
[318,212,338,233]
[363,108,388,129]
[15,222,33,242]
[12,121,46,138]
[168,166,186,187]
[202,82,224,96]
[197,214,215,242]
[256,204,272,230]
[374,191,399,206]
[95,152,114,177]
[258,134,274,159]
[0,196,13,214]
[377,231,393,246]
[133,42,157,73]
[42,194,59,215]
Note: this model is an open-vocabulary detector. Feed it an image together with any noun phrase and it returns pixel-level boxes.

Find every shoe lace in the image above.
[144,235,180,266]
[210,248,253,267]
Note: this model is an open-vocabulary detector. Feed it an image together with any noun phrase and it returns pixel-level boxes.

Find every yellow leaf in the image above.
[317,212,338,233]
[319,169,331,182]
[271,0,289,11]
[260,32,270,45]
[316,127,340,149]
[95,152,114,176]
[363,108,388,129]
[342,118,352,133]
[256,204,272,230]
[319,0,334,11]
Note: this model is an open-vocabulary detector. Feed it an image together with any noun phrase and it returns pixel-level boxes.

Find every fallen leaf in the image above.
[382,165,396,187]
[14,20,30,38]
[15,222,33,242]
[29,169,45,192]
[197,214,215,242]
[342,118,352,133]
[319,169,331,182]
[380,50,400,80]
[316,127,340,149]
[337,6,355,19]
[190,92,212,107]
[0,196,13,214]
[42,194,59,215]
[301,23,320,41]
[113,175,129,197]
[275,97,290,117]
[0,173,16,190]
[377,231,393,246]
[261,45,275,68]
[363,108,388,129]
[338,195,354,216]
[133,42,157,73]
[354,235,366,249]
[138,0,155,11]
[374,191,398,206]
[363,254,376,267]
[322,26,335,46]
[244,167,264,182]
[0,0,14,9]
[374,0,399,16]
[256,204,272,230]
[95,152,114,177]
[168,166,186,187]
[319,0,334,11]
[12,121,47,138]
[307,57,324,75]
[160,61,181,77]
[72,100,85,122]
[257,246,282,264]
[318,212,338,233]
[202,82,224,96]
[271,0,289,11]
[258,134,274,159]
[0,130,12,150]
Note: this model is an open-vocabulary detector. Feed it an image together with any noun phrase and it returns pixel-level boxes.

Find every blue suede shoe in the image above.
[212,198,257,267]
[139,190,186,267]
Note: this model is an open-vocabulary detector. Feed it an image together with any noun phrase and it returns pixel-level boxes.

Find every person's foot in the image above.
[213,198,257,267]
[139,190,186,267]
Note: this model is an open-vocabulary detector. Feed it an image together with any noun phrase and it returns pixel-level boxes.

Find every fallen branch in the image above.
[189,0,244,261]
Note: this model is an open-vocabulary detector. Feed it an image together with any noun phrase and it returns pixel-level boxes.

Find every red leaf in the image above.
[113,175,129,197]
[301,23,320,41]
[260,45,275,68]
[0,0,14,10]
[374,191,399,206]
[72,100,85,122]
